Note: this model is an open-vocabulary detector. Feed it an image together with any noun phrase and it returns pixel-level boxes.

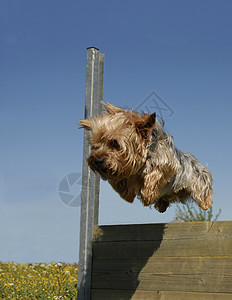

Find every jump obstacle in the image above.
[77,48,232,300]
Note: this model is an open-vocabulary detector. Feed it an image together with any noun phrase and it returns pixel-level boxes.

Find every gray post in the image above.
[77,47,104,300]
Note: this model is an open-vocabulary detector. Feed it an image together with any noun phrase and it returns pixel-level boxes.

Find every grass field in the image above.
[0,262,78,299]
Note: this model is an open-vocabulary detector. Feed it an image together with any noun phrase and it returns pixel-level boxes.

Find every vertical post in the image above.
[77,47,104,300]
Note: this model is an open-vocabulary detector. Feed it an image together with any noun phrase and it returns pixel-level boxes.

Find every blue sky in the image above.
[1,0,232,263]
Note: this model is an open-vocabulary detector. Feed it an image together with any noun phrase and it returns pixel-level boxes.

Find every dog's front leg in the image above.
[140,168,163,206]
[109,178,136,203]
[140,165,176,206]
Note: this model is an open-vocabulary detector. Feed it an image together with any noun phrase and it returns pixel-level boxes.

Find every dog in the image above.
[79,102,213,213]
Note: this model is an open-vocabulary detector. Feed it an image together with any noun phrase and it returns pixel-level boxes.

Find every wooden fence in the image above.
[91,221,232,299]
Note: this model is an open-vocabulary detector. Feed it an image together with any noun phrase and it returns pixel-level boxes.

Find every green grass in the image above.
[0,262,78,299]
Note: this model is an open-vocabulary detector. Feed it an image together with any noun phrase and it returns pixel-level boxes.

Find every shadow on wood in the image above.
[91,221,232,300]
[91,223,165,299]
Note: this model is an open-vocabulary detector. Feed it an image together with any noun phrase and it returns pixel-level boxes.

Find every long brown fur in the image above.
[79,102,213,213]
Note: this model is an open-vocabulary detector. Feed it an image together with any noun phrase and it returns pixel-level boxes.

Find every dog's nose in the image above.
[94,158,104,167]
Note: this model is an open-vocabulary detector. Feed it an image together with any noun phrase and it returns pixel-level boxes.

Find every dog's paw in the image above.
[199,194,213,210]
[154,199,170,213]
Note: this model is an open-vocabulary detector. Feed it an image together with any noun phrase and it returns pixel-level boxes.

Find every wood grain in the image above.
[91,221,232,299]
[92,290,232,300]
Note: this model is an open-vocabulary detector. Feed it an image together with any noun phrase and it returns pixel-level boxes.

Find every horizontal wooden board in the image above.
[92,257,232,293]
[93,221,232,242]
[92,289,157,300]
[93,237,232,258]
[91,289,232,300]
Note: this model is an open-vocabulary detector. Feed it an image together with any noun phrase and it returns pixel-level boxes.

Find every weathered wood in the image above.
[92,289,159,300]
[93,221,232,242]
[93,237,232,258]
[92,257,232,293]
[92,289,232,300]
[91,221,232,297]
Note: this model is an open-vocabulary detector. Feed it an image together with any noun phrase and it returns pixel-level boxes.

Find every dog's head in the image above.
[79,103,156,180]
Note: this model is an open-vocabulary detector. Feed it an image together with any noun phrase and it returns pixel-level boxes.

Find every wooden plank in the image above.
[91,289,159,300]
[92,257,232,293]
[157,291,232,300]
[93,237,232,258]
[91,290,232,300]
[93,221,232,242]
[93,223,166,242]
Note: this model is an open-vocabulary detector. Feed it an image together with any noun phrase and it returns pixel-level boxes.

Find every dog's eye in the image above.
[110,139,120,149]
[91,145,100,150]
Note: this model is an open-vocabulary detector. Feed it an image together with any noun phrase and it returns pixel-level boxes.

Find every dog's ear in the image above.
[136,112,156,139]
[79,119,92,130]
[103,102,124,114]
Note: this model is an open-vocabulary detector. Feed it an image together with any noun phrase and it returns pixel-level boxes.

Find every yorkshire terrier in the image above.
[79,103,213,213]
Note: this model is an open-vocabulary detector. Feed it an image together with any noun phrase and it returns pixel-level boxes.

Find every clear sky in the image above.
[1,0,232,263]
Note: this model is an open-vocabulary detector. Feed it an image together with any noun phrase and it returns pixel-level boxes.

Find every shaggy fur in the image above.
[79,102,213,213]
